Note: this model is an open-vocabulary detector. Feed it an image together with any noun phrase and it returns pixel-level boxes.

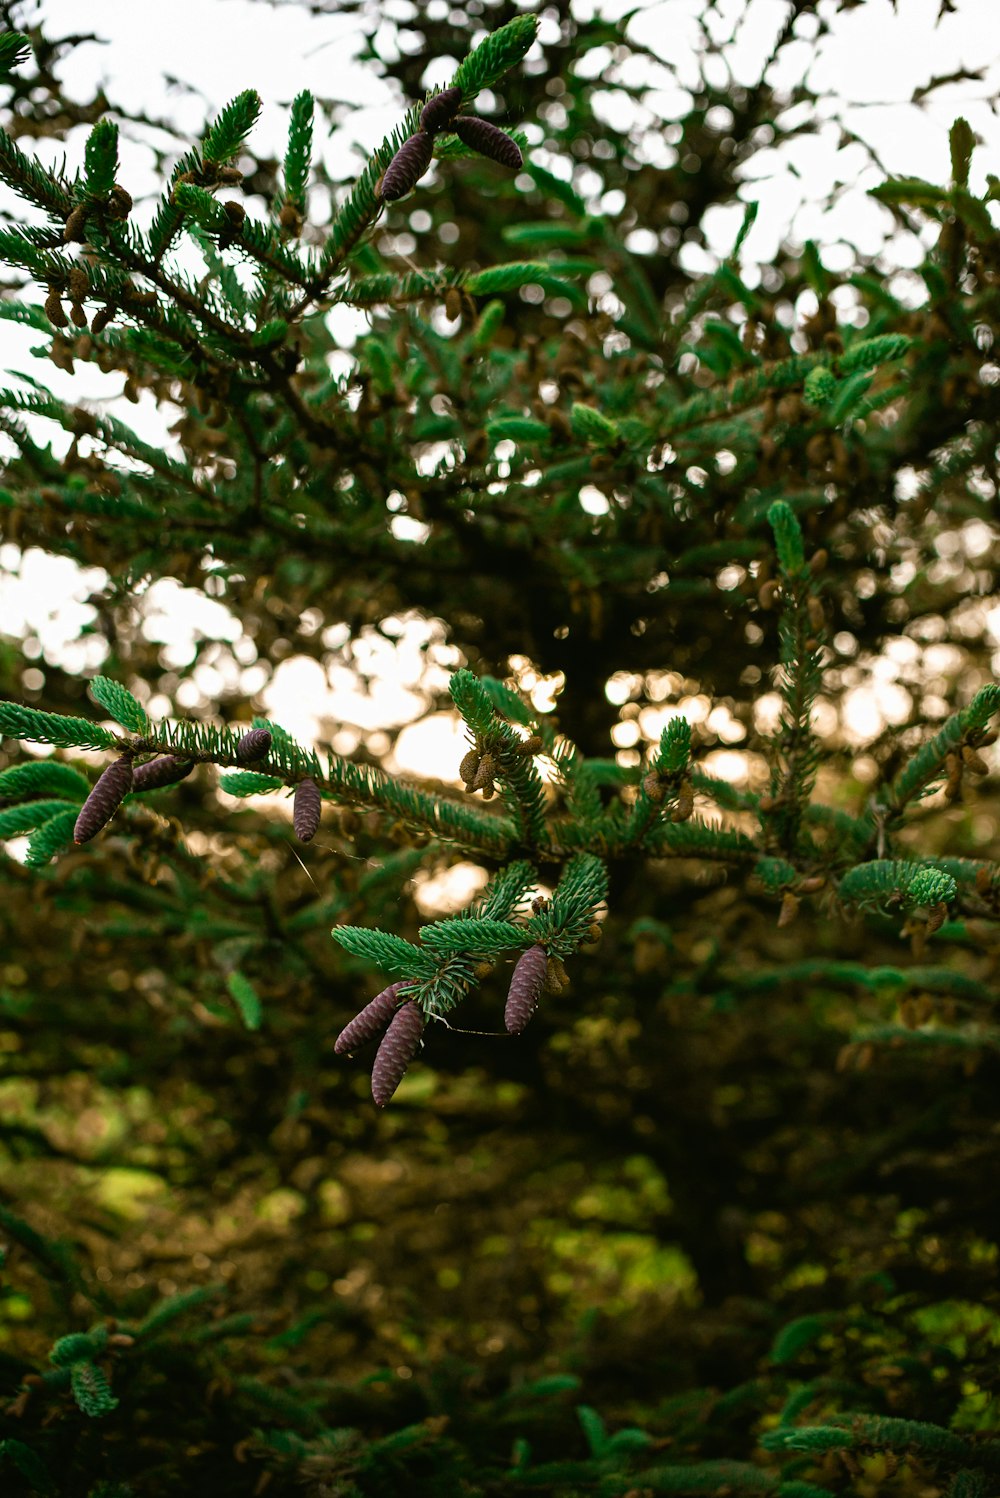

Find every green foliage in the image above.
[226,970,263,1030]
[0,798,80,839]
[202,89,262,164]
[218,771,283,796]
[88,676,149,735]
[452,16,539,99]
[0,760,89,799]
[0,32,31,74]
[802,366,836,408]
[838,860,957,912]
[282,90,314,213]
[50,1328,109,1367]
[83,119,118,197]
[0,1438,55,1494]
[570,402,620,446]
[69,1360,119,1418]
[768,502,805,578]
[0,701,118,750]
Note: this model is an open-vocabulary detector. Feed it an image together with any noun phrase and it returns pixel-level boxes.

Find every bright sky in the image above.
[1,0,998,812]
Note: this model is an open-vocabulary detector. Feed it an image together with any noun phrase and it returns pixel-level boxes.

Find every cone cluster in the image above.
[380,86,522,202]
[334,982,425,1106]
[334,980,409,1055]
[459,745,497,800]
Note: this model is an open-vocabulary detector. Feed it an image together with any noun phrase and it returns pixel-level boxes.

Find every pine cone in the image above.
[471,752,497,792]
[63,205,88,243]
[132,756,194,792]
[91,303,116,335]
[235,727,272,763]
[44,289,68,329]
[452,117,522,170]
[420,86,463,134]
[380,131,434,201]
[335,981,408,1055]
[293,777,322,842]
[504,944,548,1034]
[107,184,133,220]
[459,747,481,786]
[371,1000,424,1106]
[74,755,134,844]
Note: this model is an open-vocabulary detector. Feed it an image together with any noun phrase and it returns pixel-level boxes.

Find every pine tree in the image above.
[1,3,999,1495]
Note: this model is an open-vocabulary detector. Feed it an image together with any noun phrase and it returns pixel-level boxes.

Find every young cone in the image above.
[74,755,134,844]
[235,727,271,763]
[505,943,548,1033]
[132,755,194,792]
[335,981,408,1055]
[371,1000,425,1106]
[452,116,522,169]
[380,131,434,201]
[293,777,322,842]
[420,86,462,134]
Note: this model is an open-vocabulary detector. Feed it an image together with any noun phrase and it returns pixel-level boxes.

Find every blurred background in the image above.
[1,0,1000,1488]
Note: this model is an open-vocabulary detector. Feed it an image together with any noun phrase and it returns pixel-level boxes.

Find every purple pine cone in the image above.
[74,755,134,844]
[420,86,463,134]
[236,727,271,763]
[293,776,322,842]
[504,944,548,1034]
[335,981,408,1055]
[132,755,194,793]
[452,116,522,170]
[371,1000,424,1107]
[380,130,434,201]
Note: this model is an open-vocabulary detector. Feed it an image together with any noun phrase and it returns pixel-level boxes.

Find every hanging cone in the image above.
[371,1000,424,1106]
[335,981,408,1055]
[504,944,548,1034]
[380,131,434,201]
[236,727,272,763]
[74,755,134,844]
[293,777,322,842]
[420,86,463,134]
[452,116,522,170]
[132,756,194,792]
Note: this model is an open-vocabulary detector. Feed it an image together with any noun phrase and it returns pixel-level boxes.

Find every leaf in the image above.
[0,761,89,799]
[88,676,149,734]
[0,701,118,750]
[50,1329,109,1367]
[283,90,314,210]
[70,1360,118,1418]
[218,771,283,796]
[870,177,948,212]
[770,1312,839,1365]
[0,33,31,74]
[0,1438,55,1495]
[203,89,262,164]
[577,1404,608,1457]
[226,971,263,1031]
[0,799,80,840]
[419,916,524,956]
[84,119,118,198]
[452,15,539,98]
[330,925,436,978]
